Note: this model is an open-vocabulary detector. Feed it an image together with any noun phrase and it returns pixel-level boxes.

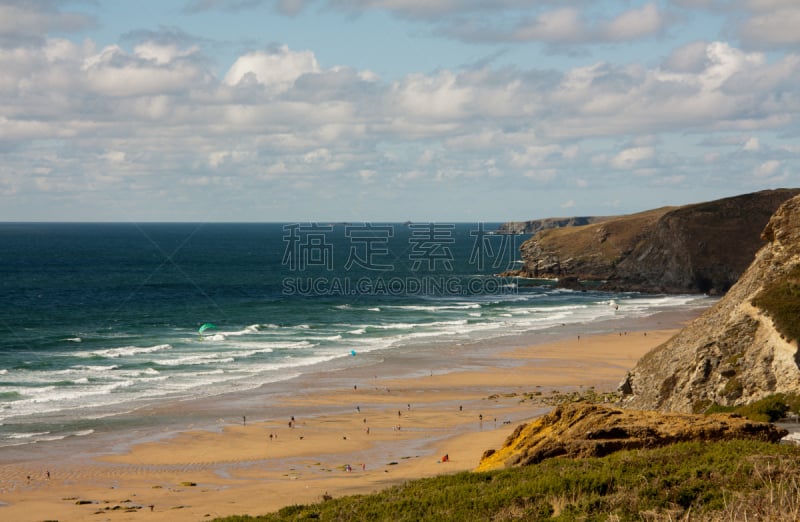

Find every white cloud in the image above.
[755,159,781,178]
[513,8,585,43]
[82,44,211,97]
[610,147,655,169]
[390,70,474,120]
[134,42,200,64]
[0,2,93,37]
[739,7,800,48]
[224,46,320,89]
[1,0,799,221]
[603,3,664,42]
[663,41,710,73]
[447,3,668,44]
[742,137,760,151]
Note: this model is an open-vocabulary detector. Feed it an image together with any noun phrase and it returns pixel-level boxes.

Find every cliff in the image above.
[620,193,800,412]
[512,189,800,294]
[477,403,786,471]
[496,216,613,235]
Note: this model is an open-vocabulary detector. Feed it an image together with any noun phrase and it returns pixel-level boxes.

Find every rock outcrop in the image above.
[512,189,800,294]
[496,216,613,235]
[476,403,787,471]
[620,193,800,412]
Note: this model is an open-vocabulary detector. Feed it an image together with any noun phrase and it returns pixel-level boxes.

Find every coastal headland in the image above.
[0,311,701,521]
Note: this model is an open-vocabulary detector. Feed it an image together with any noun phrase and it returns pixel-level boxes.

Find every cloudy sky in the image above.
[1,0,799,222]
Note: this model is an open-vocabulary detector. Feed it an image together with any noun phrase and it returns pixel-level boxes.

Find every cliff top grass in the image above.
[213,440,800,522]
[752,263,800,344]
[707,393,800,422]
[527,206,673,266]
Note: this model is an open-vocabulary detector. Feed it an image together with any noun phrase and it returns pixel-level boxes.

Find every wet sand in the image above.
[0,318,690,521]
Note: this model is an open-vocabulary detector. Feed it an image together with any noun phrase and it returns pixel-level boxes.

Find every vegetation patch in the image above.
[752,264,800,343]
[210,440,800,521]
[707,393,800,422]
[723,377,744,401]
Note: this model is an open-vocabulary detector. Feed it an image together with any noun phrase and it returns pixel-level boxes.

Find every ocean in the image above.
[0,223,709,448]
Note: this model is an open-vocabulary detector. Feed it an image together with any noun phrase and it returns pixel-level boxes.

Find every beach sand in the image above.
[0,327,681,521]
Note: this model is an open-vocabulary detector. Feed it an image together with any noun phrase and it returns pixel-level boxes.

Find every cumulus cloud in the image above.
[445,3,669,44]
[224,46,320,90]
[0,1,94,41]
[1,0,799,221]
[610,147,656,169]
[602,3,664,41]
[738,6,800,48]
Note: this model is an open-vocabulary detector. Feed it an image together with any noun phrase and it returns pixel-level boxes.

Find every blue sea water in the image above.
[0,223,708,448]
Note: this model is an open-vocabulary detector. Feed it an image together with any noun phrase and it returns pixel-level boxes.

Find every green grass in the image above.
[752,264,800,343]
[211,440,800,521]
[707,393,800,422]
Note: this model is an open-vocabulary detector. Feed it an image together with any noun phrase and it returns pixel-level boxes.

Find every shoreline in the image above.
[0,307,705,521]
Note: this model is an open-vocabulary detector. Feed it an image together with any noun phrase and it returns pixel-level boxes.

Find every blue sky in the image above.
[1,0,799,221]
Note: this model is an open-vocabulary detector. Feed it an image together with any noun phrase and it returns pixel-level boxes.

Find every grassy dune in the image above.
[214,439,800,521]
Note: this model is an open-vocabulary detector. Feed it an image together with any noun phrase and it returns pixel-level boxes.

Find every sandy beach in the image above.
[0,321,688,521]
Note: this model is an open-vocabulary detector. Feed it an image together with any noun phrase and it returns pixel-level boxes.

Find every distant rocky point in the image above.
[495,216,614,235]
[503,188,800,294]
[620,192,800,412]
[477,403,786,470]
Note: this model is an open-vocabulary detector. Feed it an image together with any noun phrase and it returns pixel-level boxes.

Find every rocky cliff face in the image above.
[620,193,800,413]
[513,189,800,294]
[477,403,786,470]
[496,216,613,235]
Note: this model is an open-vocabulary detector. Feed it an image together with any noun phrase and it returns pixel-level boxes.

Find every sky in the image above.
[1,0,799,222]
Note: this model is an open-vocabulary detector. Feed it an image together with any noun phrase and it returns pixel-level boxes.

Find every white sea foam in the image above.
[81,344,172,359]
[8,431,50,439]
[0,289,713,446]
[72,364,119,371]
[224,325,262,336]
[159,354,236,366]
[387,303,481,312]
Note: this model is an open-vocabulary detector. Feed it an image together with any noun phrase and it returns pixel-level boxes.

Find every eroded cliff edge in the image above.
[509,188,800,294]
[620,193,800,412]
[477,403,786,471]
